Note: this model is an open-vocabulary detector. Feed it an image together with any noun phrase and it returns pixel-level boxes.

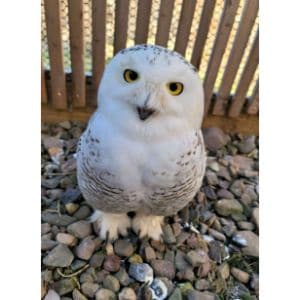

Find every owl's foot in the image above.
[90,210,131,241]
[132,212,164,241]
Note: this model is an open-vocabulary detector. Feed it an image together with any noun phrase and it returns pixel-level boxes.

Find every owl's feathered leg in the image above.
[90,210,131,241]
[132,212,164,241]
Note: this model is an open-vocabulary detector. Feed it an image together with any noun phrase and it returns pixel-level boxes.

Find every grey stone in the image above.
[185,250,209,267]
[41,239,58,251]
[67,221,92,239]
[104,255,121,272]
[103,275,120,292]
[195,279,210,291]
[95,288,116,300]
[205,170,219,186]
[252,207,259,229]
[215,199,243,217]
[128,263,153,283]
[162,224,176,244]
[202,127,229,151]
[53,278,77,296]
[208,228,226,242]
[144,246,156,262]
[230,180,246,197]
[42,212,76,226]
[231,267,250,283]
[90,252,105,268]
[81,282,100,298]
[56,233,77,246]
[168,288,182,300]
[176,267,195,282]
[188,290,215,300]
[114,239,134,257]
[41,223,51,235]
[43,244,74,267]
[233,231,259,257]
[118,287,137,300]
[74,206,92,220]
[237,221,255,231]
[237,136,256,154]
[75,236,96,260]
[73,288,88,300]
[150,259,175,280]
[217,189,234,199]
[44,289,60,300]
[115,268,131,286]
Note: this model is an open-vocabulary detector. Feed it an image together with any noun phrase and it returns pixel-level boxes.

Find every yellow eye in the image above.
[166,82,184,96]
[123,69,139,83]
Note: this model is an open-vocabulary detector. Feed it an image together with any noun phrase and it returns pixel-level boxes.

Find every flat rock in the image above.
[118,287,137,300]
[42,212,76,226]
[145,246,156,262]
[52,278,77,296]
[231,267,250,283]
[202,127,229,151]
[73,288,88,300]
[115,268,131,286]
[75,236,96,260]
[95,288,116,300]
[168,288,182,300]
[44,289,60,300]
[90,252,105,268]
[104,255,121,272]
[237,136,256,154]
[103,275,120,292]
[233,231,259,257]
[43,244,74,267]
[114,239,134,257]
[81,282,100,298]
[195,279,210,291]
[67,221,92,239]
[56,233,77,246]
[215,199,243,217]
[162,224,176,244]
[185,250,209,267]
[150,259,175,280]
[128,263,153,283]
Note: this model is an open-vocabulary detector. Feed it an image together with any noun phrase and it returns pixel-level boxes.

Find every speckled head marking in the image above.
[119,44,198,73]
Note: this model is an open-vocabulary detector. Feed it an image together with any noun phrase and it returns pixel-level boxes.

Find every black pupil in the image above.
[129,70,138,80]
[170,83,178,91]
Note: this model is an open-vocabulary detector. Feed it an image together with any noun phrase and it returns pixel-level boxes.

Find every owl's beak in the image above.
[137,106,155,121]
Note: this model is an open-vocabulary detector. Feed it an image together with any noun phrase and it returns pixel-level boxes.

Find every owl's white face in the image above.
[97,45,204,139]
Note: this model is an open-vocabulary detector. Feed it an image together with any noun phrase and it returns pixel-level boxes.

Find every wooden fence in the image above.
[41,0,259,134]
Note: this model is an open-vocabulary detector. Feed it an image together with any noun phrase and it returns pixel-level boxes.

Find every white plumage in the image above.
[77,45,206,240]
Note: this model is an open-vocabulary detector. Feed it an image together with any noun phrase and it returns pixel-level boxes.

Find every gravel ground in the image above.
[41,121,259,300]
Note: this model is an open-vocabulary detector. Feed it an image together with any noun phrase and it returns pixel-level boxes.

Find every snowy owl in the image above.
[77,44,206,241]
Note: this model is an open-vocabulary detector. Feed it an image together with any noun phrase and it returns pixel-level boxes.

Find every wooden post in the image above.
[114,0,129,55]
[246,80,259,115]
[135,0,152,44]
[44,0,67,109]
[41,63,48,104]
[92,0,106,106]
[68,0,86,108]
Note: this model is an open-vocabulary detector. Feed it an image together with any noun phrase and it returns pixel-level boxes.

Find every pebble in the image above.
[75,236,96,260]
[217,189,234,199]
[128,263,154,283]
[144,246,156,261]
[118,287,137,300]
[178,282,193,297]
[59,120,72,129]
[208,228,226,242]
[195,279,210,291]
[188,290,215,300]
[250,273,259,295]
[41,223,51,235]
[79,282,99,297]
[218,262,230,279]
[198,260,211,278]
[237,221,255,231]
[114,239,134,257]
[231,267,250,283]
[52,278,77,296]
[74,205,92,220]
[128,254,143,264]
[205,170,219,186]
[41,239,58,251]
[103,275,120,292]
[175,250,189,271]
[43,244,74,267]
[104,255,121,272]
[168,288,182,300]
[95,288,116,300]
[233,231,259,257]
[230,180,245,197]
[176,267,195,281]
[185,250,209,267]
[65,203,80,215]
[215,199,243,217]
[115,268,131,286]
[60,187,81,204]
[90,252,105,268]
[67,221,92,239]
[42,212,76,226]
[162,224,176,244]
[208,240,224,264]
[149,278,168,300]
[44,289,60,300]
[237,136,256,154]
[150,259,175,280]
[171,223,182,237]
[73,288,88,300]
[252,207,259,229]
[56,233,77,246]
[202,127,229,151]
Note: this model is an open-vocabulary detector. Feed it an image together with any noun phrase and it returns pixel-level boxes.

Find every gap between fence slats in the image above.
[92,0,106,106]
[155,0,175,47]
[191,0,216,68]
[41,64,48,104]
[203,0,240,115]
[114,0,129,55]
[213,0,258,116]
[68,0,85,108]
[228,32,259,117]
[135,0,152,44]
[174,0,197,56]
[44,0,67,110]
[246,80,259,115]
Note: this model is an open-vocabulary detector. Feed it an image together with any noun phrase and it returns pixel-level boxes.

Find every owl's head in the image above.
[97,45,204,139]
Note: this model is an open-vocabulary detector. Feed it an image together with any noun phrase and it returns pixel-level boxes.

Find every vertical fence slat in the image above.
[203,0,240,115]
[247,80,259,115]
[68,0,85,108]
[92,0,106,106]
[228,32,259,117]
[155,0,175,47]
[44,0,67,109]
[213,0,258,115]
[191,0,216,68]
[41,64,48,104]
[114,0,129,55]
[135,0,152,44]
[174,0,197,56]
